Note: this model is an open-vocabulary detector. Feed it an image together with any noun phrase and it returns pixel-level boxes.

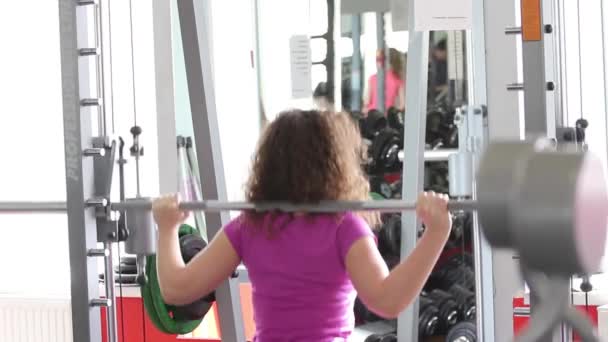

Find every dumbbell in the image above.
[450,211,472,243]
[439,256,476,291]
[446,320,477,342]
[426,289,460,333]
[364,333,397,342]
[379,333,397,342]
[386,107,404,132]
[445,253,474,268]
[448,284,476,321]
[368,128,402,173]
[362,109,388,140]
[427,260,475,292]
[424,163,449,194]
[419,294,441,338]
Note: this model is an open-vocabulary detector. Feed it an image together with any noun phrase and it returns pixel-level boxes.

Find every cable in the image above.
[128,0,139,126]
[107,0,116,134]
[95,1,107,137]
[557,0,569,125]
[117,228,126,342]
[600,0,608,167]
[576,0,584,120]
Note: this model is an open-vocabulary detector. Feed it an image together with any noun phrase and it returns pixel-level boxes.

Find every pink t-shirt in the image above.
[224,212,374,342]
[367,71,404,112]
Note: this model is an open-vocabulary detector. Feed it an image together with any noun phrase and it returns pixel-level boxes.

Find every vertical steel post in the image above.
[376,12,386,113]
[521,0,549,136]
[176,1,246,341]
[467,0,498,340]
[351,14,363,112]
[59,1,103,341]
[397,1,430,340]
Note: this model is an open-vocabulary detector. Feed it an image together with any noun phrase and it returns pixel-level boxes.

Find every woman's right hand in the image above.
[416,191,452,237]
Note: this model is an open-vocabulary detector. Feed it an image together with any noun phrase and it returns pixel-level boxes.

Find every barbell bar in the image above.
[0,141,606,277]
[0,199,477,214]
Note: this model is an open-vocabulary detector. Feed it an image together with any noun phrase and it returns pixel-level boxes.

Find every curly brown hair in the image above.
[243,109,380,231]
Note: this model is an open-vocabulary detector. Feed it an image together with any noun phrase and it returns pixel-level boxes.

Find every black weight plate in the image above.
[117,263,137,274]
[369,130,394,171]
[179,234,207,263]
[121,256,136,266]
[379,333,397,342]
[366,110,388,137]
[172,234,214,321]
[384,215,401,258]
[446,321,477,342]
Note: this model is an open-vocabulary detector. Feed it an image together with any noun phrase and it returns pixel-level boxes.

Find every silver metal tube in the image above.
[90,298,111,307]
[134,156,141,197]
[0,199,479,214]
[94,1,106,137]
[103,242,118,342]
[0,201,67,213]
[507,83,525,91]
[505,26,522,35]
[399,149,458,162]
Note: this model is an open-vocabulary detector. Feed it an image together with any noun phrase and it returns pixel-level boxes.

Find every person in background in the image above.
[365,48,407,113]
[429,38,448,97]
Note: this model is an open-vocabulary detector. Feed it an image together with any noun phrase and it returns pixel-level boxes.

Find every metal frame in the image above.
[59,1,104,341]
[175,1,246,340]
[376,12,387,113]
[521,0,550,136]
[397,1,430,340]
[24,1,580,341]
[350,14,363,112]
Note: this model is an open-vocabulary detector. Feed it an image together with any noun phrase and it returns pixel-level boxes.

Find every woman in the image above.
[365,48,406,113]
[153,110,451,341]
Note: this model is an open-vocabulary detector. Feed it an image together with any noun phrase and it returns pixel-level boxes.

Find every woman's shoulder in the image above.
[336,212,372,231]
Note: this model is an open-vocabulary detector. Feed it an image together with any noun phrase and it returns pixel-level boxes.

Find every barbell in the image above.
[1,140,607,277]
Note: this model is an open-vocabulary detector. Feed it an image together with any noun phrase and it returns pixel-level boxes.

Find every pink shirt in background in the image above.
[367,71,404,112]
[224,212,374,342]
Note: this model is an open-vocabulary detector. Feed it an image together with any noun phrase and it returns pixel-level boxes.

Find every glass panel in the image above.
[310,0,328,36]
[310,38,328,63]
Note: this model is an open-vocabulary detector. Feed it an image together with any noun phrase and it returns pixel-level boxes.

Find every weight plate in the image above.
[573,153,608,274]
[477,141,536,248]
[512,151,608,276]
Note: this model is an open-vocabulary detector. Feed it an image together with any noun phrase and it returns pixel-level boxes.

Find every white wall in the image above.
[0,0,159,297]
[258,0,314,119]
[558,0,608,269]
[170,0,260,207]
[209,0,260,203]
[0,1,70,296]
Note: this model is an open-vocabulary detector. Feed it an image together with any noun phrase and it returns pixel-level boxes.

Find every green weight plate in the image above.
[140,223,203,335]
[370,192,385,200]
